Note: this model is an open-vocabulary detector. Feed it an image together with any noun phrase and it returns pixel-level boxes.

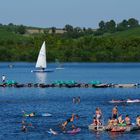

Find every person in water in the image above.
[21,120,27,132]
[73,97,76,104]
[21,119,34,133]
[2,75,6,83]
[71,114,79,129]
[112,106,118,119]
[21,120,26,125]
[61,114,75,130]
[136,115,140,126]
[77,97,81,104]
[23,111,35,117]
[125,115,131,125]
[29,112,35,117]
[61,114,79,130]
[49,128,58,135]
[21,125,27,132]
[73,97,81,104]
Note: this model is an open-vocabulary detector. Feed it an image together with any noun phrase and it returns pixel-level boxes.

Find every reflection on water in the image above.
[35,72,47,83]
[108,132,124,140]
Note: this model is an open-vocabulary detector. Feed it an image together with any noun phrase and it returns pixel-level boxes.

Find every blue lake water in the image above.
[0,63,140,140]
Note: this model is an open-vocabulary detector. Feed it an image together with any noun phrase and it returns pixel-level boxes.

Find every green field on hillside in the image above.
[0,26,140,62]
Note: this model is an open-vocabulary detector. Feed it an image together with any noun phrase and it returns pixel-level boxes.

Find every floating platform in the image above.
[113,84,137,88]
[88,124,140,132]
[88,124,106,131]
[0,81,139,88]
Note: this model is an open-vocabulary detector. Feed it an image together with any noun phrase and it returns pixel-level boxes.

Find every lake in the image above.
[0,62,140,140]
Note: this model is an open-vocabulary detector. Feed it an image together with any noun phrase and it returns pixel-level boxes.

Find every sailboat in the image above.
[31,41,54,72]
[55,59,64,70]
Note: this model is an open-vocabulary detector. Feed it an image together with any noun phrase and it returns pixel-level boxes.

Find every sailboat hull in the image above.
[56,67,64,70]
[31,69,54,73]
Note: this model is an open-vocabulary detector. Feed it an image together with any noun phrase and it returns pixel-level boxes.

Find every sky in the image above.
[0,0,140,28]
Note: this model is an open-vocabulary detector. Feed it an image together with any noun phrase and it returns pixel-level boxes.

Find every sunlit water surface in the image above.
[0,63,140,140]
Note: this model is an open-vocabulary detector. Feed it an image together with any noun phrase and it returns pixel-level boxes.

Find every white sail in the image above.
[31,41,53,72]
[35,41,47,69]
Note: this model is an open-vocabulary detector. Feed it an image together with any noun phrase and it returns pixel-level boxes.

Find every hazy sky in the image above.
[0,0,139,28]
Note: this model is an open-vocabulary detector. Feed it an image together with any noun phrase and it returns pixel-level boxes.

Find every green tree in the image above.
[17,25,26,34]
[8,23,14,26]
[51,27,56,34]
[83,27,86,32]
[74,27,82,33]
[85,28,94,34]
[128,18,139,28]
[117,19,128,31]
[64,24,73,32]
[105,20,116,32]
[99,20,105,30]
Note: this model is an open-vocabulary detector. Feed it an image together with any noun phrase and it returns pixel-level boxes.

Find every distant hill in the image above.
[108,27,140,38]
[0,25,140,62]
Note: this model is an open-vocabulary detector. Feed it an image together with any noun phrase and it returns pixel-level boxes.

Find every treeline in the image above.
[51,18,139,38]
[0,18,139,38]
[0,23,26,34]
[95,18,139,35]
[0,18,140,62]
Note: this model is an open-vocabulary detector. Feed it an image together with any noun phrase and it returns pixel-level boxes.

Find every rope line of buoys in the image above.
[0,80,139,88]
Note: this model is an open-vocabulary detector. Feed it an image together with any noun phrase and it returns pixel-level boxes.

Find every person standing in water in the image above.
[77,96,81,104]
[21,120,27,132]
[72,97,81,104]
[2,75,6,83]
[73,97,76,104]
